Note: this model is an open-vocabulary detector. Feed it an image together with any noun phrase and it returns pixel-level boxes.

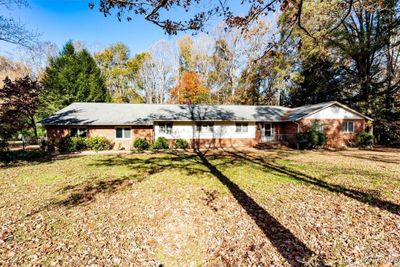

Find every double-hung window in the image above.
[115,127,131,139]
[70,127,87,137]
[235,123,248,133]
[312,121,324,133]
[159,122,173,134]
[196,122,214,133]
[342,121,354,133]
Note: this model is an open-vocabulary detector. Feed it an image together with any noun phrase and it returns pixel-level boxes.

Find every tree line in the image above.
[1,0,399,146]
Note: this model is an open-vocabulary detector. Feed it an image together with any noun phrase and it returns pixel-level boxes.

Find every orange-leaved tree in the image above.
[171,71,210,104]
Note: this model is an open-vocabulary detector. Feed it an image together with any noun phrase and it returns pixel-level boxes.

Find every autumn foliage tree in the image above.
[171,71,210,104]
[0,76,39,142]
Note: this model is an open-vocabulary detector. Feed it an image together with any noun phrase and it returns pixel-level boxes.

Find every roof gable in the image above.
[306,105,363,119]
[285,101,372,121]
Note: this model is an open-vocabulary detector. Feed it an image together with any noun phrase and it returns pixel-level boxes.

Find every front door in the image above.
[262,123,275,142]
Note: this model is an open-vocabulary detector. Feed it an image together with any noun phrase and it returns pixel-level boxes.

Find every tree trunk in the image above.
[30,116,38,144]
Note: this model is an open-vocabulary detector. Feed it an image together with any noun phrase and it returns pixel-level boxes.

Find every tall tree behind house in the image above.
[39,41,109,118]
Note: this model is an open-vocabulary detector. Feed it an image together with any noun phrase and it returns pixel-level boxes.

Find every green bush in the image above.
[296,127,327,149]
[59,137,84,153]
[0,139,8,153]
[175,139,188,149]
[0,150,46,163]
[71,136,87,150]
[357,132,374,148]
[317,132,326,146]
[85,136,112,151]
[133,138,149,151]
[152,137,169,150]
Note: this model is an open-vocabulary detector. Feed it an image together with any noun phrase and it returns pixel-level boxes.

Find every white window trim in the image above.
[312,121,324,133]
[196,122,214,133]
[115,126,132,140]
[264,123,274,137]
[69,127,87,137]
[343,121,355,133]
[235,122,249,133]
[158,122,173,135]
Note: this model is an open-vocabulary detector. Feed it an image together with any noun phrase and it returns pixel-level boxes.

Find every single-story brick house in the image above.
[42,101,373,149]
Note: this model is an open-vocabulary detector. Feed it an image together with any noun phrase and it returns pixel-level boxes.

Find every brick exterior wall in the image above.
[279,122,299,146]
[45,125,153,150]
[45,126,69,148]
[45,118,368,150]
[300,118,366,147]
[88,126,153,149]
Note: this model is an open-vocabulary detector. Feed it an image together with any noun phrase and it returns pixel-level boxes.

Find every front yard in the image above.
[0,148,399,266]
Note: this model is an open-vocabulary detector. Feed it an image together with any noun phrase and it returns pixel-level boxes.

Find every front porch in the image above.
[256,122,297,147]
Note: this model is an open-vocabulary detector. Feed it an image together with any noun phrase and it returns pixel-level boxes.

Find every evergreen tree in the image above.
[39,41,109,117]
[288,57,347,107]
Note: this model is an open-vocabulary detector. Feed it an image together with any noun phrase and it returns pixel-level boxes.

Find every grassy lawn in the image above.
[1,148,399,266]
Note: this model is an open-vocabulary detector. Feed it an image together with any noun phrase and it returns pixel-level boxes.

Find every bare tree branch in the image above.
[0,0,38,48]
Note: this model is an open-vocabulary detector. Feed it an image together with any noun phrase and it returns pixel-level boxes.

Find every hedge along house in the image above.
[42,101,373,149]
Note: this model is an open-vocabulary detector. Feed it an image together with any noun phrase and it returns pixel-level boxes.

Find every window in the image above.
[312,121,324,133]
[159,122,173,134]
[115,127,131,139]
[196,122,214,133]
[70,127,87,137]
[265,123,273,137]
[236,123,248,133]
[342,121,354,133]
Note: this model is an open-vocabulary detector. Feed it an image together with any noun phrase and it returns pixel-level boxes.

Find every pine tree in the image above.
[39,41,109,117]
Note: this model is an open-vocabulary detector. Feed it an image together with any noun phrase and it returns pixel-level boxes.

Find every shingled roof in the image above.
[41,101,371,126]
[284,101,373,121]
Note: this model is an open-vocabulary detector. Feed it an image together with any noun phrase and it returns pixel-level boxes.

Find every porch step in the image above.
[254,142,282,150]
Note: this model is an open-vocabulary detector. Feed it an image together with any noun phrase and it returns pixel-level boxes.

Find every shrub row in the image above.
[59,136,112,153]
[296,128,374,149]
[59,136,189,153]
[133,137,188,151]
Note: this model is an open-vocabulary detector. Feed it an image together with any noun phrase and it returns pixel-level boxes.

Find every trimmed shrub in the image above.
[317,132,326,146]
[152,137,169,150]
[133,138,149,151]
[296,132,308,149]
[296,127,327,149]
[71,137,87,151]
[59,136,87,153]
[175,139,188,149]
[85,136,112,151]
[357,132,374,148]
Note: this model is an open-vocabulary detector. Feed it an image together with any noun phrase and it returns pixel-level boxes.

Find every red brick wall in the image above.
[46,125,154,150]
[300,119,366,147]
[278,122,299,146]
[45,119,367,150]
[46,126,68,144]
[89,125,153,149]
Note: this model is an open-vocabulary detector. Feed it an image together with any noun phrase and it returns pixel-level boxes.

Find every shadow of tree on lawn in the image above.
[27,175,145,216]
[27,151,326,266]
[195,150,325,266]
[337,151,400,164]
[58,176,145,208]
[225,149,400,216]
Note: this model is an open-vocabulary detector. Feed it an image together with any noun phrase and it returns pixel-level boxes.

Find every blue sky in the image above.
[0,0,249,58]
